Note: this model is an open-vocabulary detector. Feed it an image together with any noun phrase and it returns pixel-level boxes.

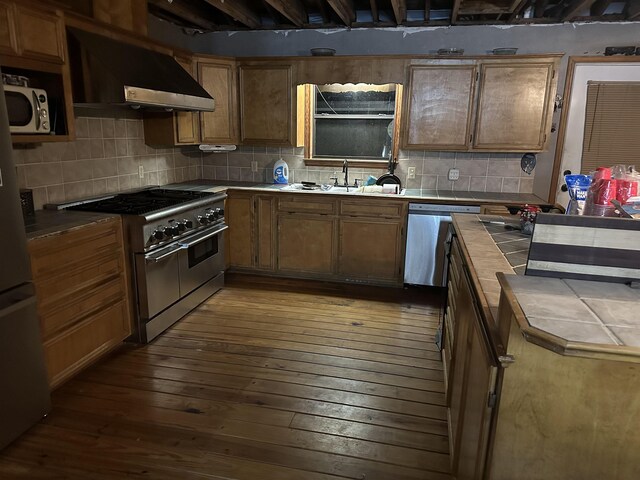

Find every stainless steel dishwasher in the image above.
[404,203,480,286]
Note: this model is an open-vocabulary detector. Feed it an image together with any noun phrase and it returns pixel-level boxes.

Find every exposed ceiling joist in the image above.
[562,0,598,20]
[148,0,217,30]
[264,0,307,26]
[390,0,407,24]
[202,0,261,28]
[451,0,462,23]
[369,0,379,22]
[326,0,356,26]
[590,0,612,15]
[625,0,640,19]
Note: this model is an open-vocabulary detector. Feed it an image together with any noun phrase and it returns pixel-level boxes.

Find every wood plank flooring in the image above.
[0,274,450,479]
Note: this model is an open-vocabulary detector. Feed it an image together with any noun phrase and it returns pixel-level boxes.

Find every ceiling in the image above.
[147,0,638,32]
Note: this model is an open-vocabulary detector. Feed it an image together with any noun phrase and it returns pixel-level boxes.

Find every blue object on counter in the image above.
[365,175,377,186]
[273,159,289,184]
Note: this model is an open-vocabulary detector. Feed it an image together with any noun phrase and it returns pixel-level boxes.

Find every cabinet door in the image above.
[255,195,275,271]
[402,65,476,150]
[338,218,403,284]
[239,64,294,146]
[226,194,253,268]
[277,214,335,275]
[175,56,200,145]
[0,1,17,55]
[473,62,555,151]
[14,4,65,63]
[199,59,238,144]
[454,301,498,480]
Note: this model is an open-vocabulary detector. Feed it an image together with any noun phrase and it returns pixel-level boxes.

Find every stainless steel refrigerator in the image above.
[0,77,51,450]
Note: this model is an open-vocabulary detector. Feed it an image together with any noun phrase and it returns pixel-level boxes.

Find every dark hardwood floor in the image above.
[0,274,450,479]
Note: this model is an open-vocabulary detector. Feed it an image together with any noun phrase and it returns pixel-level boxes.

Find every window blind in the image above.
[582,81,640,174]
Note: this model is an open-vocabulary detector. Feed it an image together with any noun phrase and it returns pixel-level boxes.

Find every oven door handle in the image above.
[177,224,228,248]
[145,244,184,263]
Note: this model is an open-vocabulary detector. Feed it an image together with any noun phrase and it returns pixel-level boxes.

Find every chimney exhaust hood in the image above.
[67,28,214,112]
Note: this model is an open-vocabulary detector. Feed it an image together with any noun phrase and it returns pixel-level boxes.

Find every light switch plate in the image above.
[448,168,460,181]
[407,166,416,179]
[138,165,144,179]
[251,161,258,173]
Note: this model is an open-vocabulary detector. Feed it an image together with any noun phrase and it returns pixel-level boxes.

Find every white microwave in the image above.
[4,85,50,134]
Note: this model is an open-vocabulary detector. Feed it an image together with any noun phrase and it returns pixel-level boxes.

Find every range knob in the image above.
[176,222,186,232]
[216,207,225,217]
[197,215,207,225]
[205,210,217,222]
[183,219,193,229]
[152,228,165,241]
[167,225,180,236]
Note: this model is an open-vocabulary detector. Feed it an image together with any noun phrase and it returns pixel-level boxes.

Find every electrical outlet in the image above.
[251,161,258,173]
[407,166,416,179]
[448,168,460,181]
[138,165,144,179]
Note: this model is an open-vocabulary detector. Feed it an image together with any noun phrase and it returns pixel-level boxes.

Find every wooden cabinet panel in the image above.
[403,65,476,150]
[277,214,335,275]
[256,195,275,270]
[28,217,131,389]
[226,193,253,269]
[239,64,294,145]
[340,200,404,218]
[278,196,336,215]
[175,56,200,144]
[473,63,555,151]
[14,4,65,63]
[0,1,17,55]
[199,59,237,144]
[338,218,403,283]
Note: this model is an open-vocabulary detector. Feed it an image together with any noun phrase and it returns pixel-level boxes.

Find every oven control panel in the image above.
[143,204,225,250]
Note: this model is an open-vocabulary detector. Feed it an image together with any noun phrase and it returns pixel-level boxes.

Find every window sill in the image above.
[304,158,392,169]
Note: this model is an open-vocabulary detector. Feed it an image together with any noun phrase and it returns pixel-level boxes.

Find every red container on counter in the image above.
[594,167,612,181]
[593,178,617,205]
[616,180,639,204]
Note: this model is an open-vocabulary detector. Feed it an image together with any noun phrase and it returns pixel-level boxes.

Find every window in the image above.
[307,83,399,164]
[582,81,640,173]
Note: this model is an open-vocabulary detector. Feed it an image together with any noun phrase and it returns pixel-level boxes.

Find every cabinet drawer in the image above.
[40,275,126,340]
[14,4,65,63]
[43,300,130,388]
[278,196,336,215]
[340,200,405,218]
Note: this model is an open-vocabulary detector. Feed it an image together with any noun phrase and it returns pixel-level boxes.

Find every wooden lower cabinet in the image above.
[28,217,131,389]
[226,191,407,285]
[277,214,335,276]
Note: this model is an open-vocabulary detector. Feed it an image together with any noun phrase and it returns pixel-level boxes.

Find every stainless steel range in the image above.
[63,188,227,343]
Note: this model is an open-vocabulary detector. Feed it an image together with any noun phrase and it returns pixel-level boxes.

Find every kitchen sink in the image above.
[280,184,405,195]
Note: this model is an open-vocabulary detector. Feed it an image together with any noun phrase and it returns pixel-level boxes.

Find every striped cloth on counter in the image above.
[525,213,640,284]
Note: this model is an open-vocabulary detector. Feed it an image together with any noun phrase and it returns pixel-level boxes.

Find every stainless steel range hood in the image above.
[67,28,214,112]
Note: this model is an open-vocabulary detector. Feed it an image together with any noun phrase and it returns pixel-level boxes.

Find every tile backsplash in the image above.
[202,147,535,194]
[15,108,534,211]
[13,109,202,210]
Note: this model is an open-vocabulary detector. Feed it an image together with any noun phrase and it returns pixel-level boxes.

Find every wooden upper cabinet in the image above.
[403,65,476,150]
[198,58,238,144]
[13,4,65,63]
[473,62,556,151]
[239,64,294,146]
[0,1,17,56]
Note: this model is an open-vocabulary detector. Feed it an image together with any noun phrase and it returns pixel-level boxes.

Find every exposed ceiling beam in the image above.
[326,0,356,25]
[508,0,531,21]
[424,0,431,21]
[590,0,612,15]
[390,0,407,24]
[369,0,379,22]
[562,0,598,20]
[535,0,549,17]
[202,0,261,28]
[148,0,218,30]
[625,0,640,19]
[451,0,462,23]
[263,0,307,26]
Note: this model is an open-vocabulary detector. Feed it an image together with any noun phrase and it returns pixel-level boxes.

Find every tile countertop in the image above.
[24,210,120,241]
[498,274,640,362]
[167,180,549,205]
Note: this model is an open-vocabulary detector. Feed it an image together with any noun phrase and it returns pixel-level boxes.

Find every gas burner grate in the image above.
[67,189,215,215]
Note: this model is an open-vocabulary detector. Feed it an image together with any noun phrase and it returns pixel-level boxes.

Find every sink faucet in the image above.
[342,159,349,188]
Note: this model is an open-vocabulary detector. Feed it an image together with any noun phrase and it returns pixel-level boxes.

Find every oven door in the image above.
[136,244,182,320]
[177,223,228,296]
